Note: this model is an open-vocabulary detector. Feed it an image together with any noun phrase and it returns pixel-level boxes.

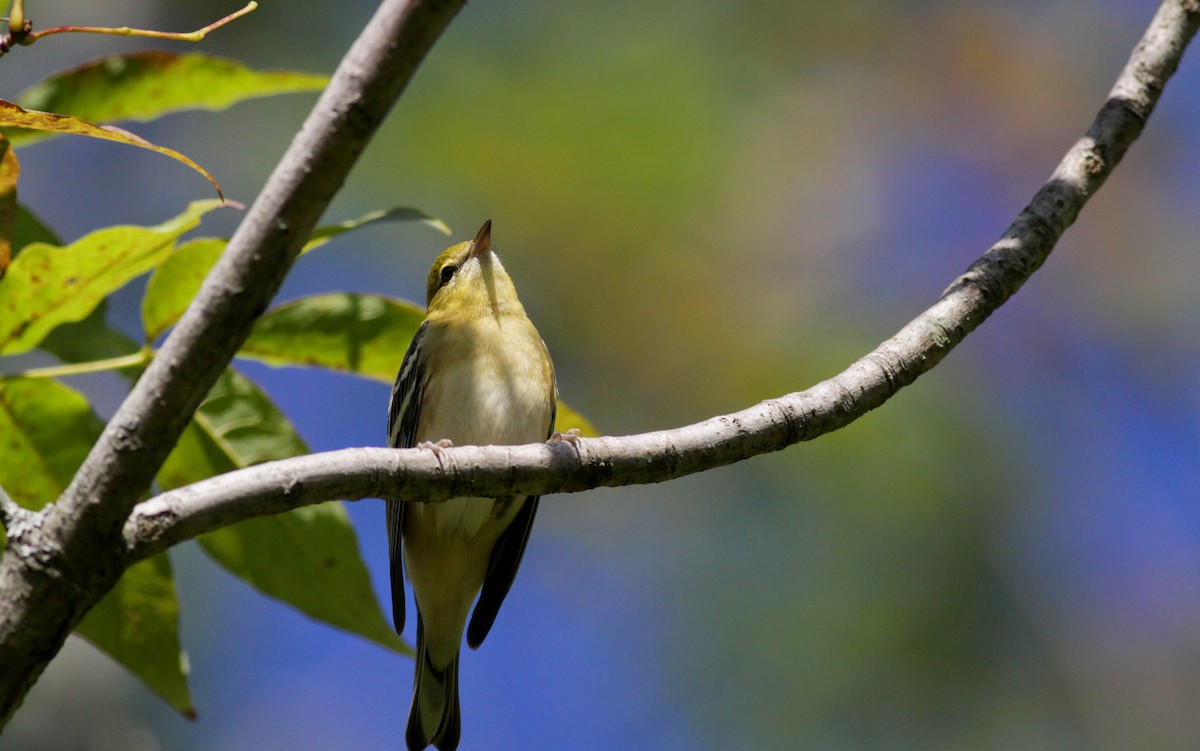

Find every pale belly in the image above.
[419,320,553,447]
[402,316,552,656]
[412,318,551,536]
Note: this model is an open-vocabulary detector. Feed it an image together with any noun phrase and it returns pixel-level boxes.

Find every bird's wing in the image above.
[385,321,429,634]
[466,379,557,649]
[466,496,540,650]
[388,321,428,450]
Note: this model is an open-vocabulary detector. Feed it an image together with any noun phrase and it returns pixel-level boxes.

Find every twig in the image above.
[0,2,258,56]
[0,350,151,380]
[25,2,258,44]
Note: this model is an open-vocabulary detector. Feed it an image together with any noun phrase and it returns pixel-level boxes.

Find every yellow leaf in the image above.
[0,136,16,278]
[0,99,222,198]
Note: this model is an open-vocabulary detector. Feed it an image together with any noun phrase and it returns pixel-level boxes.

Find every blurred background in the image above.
[4,0,1200,749]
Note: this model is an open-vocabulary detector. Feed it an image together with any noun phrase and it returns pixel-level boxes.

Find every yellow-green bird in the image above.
[387,220,556,751]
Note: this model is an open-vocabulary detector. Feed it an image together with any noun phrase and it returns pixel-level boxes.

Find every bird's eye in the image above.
[439,264,458,284]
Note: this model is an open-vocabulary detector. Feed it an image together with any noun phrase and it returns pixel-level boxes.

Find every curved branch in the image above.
[127,0,1200,564]
[0,0,467,726]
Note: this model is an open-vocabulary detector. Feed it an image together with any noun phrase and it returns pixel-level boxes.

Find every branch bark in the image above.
[124,3,1200,566]
[0,0,467,726]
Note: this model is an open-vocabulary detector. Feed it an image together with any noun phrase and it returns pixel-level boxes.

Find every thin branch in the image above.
[0,0,468,726]
[123,1,1200,564]
[0,2,257,57]
[23,2,258,44]
[0,350,151,380]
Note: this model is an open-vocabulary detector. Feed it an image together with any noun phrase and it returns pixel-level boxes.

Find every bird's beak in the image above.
[468,220,493,260]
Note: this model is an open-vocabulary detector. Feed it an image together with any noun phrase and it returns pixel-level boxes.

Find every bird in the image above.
[387,220,557,751]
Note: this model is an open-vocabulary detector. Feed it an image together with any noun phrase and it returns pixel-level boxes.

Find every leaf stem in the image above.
[2,349,152,380]
[22,2,258,46]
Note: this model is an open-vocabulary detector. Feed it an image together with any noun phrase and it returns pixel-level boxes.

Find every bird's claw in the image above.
[548,428,584,445]
[417,439,455,457]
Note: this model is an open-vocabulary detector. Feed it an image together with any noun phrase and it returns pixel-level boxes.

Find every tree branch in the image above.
[121,0,1200,564]
[0,484,25,529]
[0,0,467,726]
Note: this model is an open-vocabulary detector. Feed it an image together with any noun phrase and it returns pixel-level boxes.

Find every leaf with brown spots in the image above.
[0,199,224,356]
[0,99,222,198]
[0,135,17,278]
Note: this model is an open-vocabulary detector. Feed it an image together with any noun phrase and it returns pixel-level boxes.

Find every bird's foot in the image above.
[548,428,584,445]
[416,438,455,457]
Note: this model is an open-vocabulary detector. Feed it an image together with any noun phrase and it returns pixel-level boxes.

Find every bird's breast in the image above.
[412,317,552,541]
[418,317,554,448]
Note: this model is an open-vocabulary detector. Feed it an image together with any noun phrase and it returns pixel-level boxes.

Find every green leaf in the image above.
[76,554,194,718]
[0,100,222,198]
[138,207,445,341]
[17,205,140,370]
[240,293,425,381]
[0,199,224,356]
[141,238,226,342]
[303,206,451,251]
[38,302,142,368]
[554,399,599,438]
[0,378,105,510]
[158,368,409,654]
[32,230,143,374]
[10,51,328,147]
[13,204,62,254]
[11,206,140,367]
[239,292,599,435]
[0,378,192,712]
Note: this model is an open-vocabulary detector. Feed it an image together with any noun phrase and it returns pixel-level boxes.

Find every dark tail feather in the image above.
[406,617,461,751]
[386,500,406,633]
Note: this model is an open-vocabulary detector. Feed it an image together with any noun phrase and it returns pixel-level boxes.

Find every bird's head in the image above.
[424,220,526,319]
